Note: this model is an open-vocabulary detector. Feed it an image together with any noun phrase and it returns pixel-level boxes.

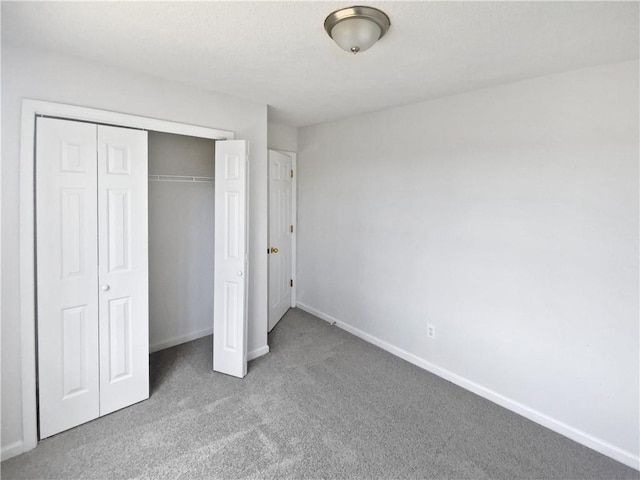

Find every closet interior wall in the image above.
[148,132,216,352]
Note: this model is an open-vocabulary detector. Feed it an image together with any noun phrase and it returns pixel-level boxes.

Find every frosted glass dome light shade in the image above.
[324,6,390,54]
[331,18,381,53]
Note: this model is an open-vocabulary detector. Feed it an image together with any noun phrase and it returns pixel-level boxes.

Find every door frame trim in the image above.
[19,99,234,454]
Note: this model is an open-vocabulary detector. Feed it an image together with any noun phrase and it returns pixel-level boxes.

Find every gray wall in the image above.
[148,132,215,351]
[297,60,639,462]
[149,131,216,177]
[268,122,298,152]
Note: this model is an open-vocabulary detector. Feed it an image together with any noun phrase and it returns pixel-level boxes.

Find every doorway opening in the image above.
[148,132,217,355]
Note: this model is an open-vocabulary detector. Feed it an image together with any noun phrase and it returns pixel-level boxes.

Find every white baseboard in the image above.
[248,344,269,361]
[2,440,24,461]
[150,330,269,362]
[296,303,640,471]
[149,327,213,353]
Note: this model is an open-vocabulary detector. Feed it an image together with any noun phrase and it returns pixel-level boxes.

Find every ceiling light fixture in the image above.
[324,6,391,54]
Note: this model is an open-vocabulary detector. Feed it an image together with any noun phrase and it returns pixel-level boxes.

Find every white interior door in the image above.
[36,117,100,438]
[268,150,293,332]
[97,125,149,415]
[213,140,249,378]
[37,118,149,438]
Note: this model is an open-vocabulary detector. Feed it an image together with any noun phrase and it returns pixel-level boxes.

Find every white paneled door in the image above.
[36,117,148,439]
[267,150,293,332]
[213,140,249,378]
[97,125,149,415]
[36,118,100,438]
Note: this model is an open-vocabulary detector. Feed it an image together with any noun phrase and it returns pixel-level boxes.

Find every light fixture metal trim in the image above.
[324,5,391,46]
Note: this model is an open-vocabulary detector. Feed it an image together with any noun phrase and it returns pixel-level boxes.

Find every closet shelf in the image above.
[148,174,214,184]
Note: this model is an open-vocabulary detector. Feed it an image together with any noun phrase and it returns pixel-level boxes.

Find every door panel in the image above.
[61,189,86,277]
[97,125,149,415]
[214,140,248,378]
[61,305,90,397]
[36,117,100,438]
[268,150,293,331]
[107,296,132,382]
[106,189,131,272]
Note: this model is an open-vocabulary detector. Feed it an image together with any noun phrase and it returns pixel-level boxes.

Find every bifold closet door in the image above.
[36,118,101,438]
[97,125,149,415]
[213,140,249,378]
[36,118,100,438]
[37,117,149,439]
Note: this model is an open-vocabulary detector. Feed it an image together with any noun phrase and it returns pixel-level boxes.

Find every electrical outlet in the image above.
[427,324,436,339]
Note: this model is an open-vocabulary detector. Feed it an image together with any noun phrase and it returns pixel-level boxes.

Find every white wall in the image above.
[148,132,216,352]
[297,61,639,467]
[1,43,268,456]
[268,122,298,152]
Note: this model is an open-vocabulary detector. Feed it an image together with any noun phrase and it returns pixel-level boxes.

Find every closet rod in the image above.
[148,174,214,184]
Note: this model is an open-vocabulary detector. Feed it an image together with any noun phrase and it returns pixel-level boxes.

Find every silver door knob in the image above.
[237,271,243,276]
[101,285,110,292]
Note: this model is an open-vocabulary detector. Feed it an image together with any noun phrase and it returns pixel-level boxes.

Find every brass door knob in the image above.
[270,247,279,254]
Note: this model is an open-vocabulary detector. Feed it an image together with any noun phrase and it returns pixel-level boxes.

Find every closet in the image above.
[35,117,248,439]
[36,117,149,438]
[149,135,250,379]
[147,132,216,352]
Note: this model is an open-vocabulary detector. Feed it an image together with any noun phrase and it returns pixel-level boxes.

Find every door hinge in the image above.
[290,279,293,287]
[290,225,294,233]
[290,169,294,178]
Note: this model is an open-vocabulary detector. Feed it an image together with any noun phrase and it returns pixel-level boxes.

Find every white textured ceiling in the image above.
[2,1,638,127]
